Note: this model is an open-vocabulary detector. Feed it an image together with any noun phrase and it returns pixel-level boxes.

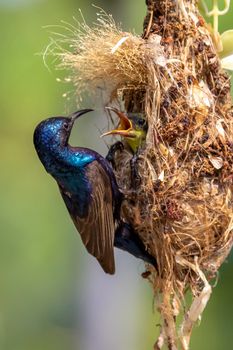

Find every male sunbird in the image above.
[33,109,156,274]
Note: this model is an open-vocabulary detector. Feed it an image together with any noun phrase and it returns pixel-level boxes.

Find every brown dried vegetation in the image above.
[50,2,233,349]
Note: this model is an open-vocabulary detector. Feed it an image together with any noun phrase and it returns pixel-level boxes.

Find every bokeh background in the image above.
[0,0,233,349]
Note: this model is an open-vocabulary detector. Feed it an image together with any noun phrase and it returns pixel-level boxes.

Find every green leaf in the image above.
[220,30,233,58]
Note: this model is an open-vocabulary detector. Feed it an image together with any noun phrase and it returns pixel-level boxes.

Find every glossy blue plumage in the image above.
[34,111,123,274]
[34,117,96,217]
[34,118,94,171]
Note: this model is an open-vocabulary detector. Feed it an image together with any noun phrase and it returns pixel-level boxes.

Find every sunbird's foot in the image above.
[106,141,124,169]
[114,222,158,269]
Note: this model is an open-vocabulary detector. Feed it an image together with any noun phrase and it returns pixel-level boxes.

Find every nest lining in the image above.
[49,3,233,349]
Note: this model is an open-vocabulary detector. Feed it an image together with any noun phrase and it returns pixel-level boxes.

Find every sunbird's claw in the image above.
[106,141,124,169]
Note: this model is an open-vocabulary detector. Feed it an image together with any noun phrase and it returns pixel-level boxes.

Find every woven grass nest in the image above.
[49,1,233,349]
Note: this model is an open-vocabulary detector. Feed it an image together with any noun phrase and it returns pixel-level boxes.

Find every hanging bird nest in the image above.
[48,2,233,349]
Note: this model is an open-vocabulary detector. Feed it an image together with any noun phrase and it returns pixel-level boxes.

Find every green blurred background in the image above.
[0,0,233,349]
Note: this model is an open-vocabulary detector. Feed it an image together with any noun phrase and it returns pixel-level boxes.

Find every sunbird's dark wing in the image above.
[59,160,115,274]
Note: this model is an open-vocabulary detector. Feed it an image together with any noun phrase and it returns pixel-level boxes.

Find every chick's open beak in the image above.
[101,107,136,139]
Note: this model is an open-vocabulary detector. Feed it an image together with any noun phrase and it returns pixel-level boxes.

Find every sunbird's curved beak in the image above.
[101,107,137,139]
[69,109,94,123]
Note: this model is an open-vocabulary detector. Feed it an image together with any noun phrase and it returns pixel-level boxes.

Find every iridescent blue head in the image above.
[34,109,93,149]
[33,109,93,173]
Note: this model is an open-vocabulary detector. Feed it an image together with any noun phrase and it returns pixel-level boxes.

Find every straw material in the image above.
[49,3,233,348]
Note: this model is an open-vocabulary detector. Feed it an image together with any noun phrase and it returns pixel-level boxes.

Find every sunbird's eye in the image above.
[138,119,145,127]
[63,122,69,130]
